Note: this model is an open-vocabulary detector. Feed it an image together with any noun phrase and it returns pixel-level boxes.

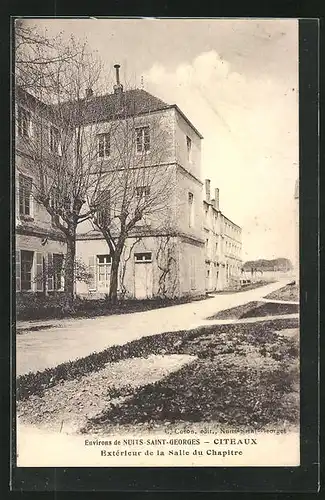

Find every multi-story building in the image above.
[76,72,205,299]
[15,88,66,294]
[203,179,242,292]
[15,66,242,299]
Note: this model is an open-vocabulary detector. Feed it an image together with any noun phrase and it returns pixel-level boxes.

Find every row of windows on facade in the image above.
[17,173,151,220]
[224,220,241,237]
[18,106,194,161]
[16,250,153,291]
[205,239,241,258]
[16,250,64,291]
[18,174,221,236]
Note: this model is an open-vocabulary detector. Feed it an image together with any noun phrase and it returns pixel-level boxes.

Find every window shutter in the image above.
[88,255,96,290]
[47,252,54,291]
[61,254,65,290]
[16,250,21,291]
[36,252,44,291]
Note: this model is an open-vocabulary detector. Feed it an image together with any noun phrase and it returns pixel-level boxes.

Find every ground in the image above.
[16,279,293,375]
[17,279,299,440]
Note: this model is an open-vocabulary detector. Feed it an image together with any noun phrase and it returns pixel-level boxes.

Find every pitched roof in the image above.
[17,86,204,139]
[57,89,171,125]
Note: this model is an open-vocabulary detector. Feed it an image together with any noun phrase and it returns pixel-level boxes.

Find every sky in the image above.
[23,18,299,262]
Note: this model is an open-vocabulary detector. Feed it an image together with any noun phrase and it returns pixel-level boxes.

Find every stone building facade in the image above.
[203,179,242,292]
[15,89,66,293]
[15,73,242,299]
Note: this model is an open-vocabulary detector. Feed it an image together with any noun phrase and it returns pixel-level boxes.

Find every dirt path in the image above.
[16,279,291,376]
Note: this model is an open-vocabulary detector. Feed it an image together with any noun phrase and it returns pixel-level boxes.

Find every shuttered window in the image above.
[88,255,96,290]
[21,250,34,291]
[19,174,33,216]
[47,252,54,291]
[35,252,44,291]
[16,250,21,291]
[53,253,64,290]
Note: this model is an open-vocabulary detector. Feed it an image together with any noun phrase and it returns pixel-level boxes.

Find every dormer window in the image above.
[136,126,150,153]
[17,106,32,138]
[97,133,110,159]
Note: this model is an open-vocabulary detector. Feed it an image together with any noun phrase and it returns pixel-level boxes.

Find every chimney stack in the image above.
[113,64,123,94]
[214,188,220,211]
[205,179,211,203]
[85,88,93,99]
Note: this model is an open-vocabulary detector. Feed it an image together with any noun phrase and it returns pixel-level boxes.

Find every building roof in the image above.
[57,89,170,125]
[17,86,204,139]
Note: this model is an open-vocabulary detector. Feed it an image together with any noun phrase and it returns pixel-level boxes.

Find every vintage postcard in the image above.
[14,18,300,469]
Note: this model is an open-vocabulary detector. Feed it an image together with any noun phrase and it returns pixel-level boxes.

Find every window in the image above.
[186,136,192,163]
[136,186,150,199]
[49,125,61,154]
[19,174,32,216]
[136,126,150,153]
[17,106,32,138]
[53,253,64,290]
[97,254,112,283]
[135,252,152,263]
[21,250,34,291]
[188,192,194,228]
[50,187,60,226]
[204,205,208,221]
[97,133,110,159]
[96,190,111,227]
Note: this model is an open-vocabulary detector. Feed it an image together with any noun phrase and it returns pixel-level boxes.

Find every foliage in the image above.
[16,292,208,321]
[209,300,299,320]
[17,317,298,402]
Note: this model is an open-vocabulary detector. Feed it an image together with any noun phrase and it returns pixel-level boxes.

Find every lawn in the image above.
[16,292,212,321]
[208,300,299,320]
[17,316,299,432]
[264,283,299,302]
[212,280,274,295]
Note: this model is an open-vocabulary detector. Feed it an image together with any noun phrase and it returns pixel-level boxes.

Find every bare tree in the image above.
[15,19,81,96]
[89,90,175,303]
[156,235,178,298]
[118,237,142,299]
[16,38,110,301]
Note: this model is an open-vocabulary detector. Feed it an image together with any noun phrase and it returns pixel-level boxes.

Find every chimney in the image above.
[113,64,123,94]
[214,188,220,211]
[205,179,211,203]
[85,88,93,99]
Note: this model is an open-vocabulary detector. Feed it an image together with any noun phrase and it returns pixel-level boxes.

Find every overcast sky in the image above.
[24,18,299,262]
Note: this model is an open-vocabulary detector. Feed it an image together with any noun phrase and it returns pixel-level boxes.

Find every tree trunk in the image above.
[109,244,124,304]
[64,228,76,302]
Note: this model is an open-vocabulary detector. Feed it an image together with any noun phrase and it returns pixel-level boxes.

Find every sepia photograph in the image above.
[14,17,300,468]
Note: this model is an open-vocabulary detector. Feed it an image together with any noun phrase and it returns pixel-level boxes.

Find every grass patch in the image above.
[241,301,299,318]
[17,317,298,402]
[264,283,299,302]
[213,280,275,295]
[208,301,299,320]
[83,323,299,431]
[16,293,212,321]
[208,301,260,320]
